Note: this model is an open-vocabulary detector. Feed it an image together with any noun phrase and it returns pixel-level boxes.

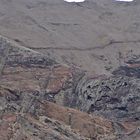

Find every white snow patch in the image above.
[115,0,133,2]
[64,0,85,3]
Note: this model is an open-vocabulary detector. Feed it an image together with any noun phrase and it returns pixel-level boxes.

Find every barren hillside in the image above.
[0,0,140,74]
[0,0,140,140]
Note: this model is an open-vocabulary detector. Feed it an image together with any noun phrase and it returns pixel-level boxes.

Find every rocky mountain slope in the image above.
[0,0,140,139]
[0,34,139,140]
[0,36,116,140]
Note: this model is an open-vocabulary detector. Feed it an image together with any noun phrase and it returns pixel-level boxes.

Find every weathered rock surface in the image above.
[0,0,140,139]
[0,34,140,139]
[71,76,140,121]
[0,85,117,140]
[0,36,117,140]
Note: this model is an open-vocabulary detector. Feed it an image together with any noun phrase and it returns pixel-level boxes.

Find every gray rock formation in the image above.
[0,0,140,139]
[72,76,140,122]
[0,36,117,140]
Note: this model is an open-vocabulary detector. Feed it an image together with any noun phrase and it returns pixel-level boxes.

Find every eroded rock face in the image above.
[0,36,117,140]
[0,36,140,140]
[0,83,116,140]
[72,76,140,121]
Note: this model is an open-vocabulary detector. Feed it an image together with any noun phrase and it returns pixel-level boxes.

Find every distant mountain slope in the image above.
[0,0,140,74]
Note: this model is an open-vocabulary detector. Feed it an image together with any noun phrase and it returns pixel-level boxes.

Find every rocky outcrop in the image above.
[0,36,117,140]
[71,76,140,121]
[0,0,140,139]
[0,86,116,140]
[0,35,140,140]
[59,63,140,139]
